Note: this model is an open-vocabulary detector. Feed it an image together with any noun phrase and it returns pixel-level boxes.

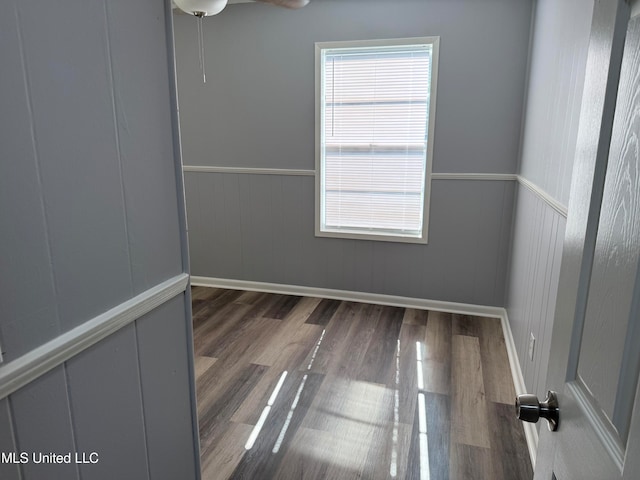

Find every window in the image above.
[315,37,439,243]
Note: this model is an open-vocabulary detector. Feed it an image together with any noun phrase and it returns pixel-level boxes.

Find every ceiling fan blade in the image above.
[255,0,309,9]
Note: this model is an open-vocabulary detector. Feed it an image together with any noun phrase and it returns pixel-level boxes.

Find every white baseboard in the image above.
[500,308,538,467]
[190,276,505,318]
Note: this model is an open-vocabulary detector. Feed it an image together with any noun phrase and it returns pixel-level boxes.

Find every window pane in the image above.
[320,41,434,239]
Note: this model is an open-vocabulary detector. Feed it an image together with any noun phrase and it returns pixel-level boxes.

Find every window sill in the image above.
[315,228,428,244]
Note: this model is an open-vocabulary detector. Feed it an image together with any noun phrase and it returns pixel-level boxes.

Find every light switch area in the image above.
[529,333,536,361]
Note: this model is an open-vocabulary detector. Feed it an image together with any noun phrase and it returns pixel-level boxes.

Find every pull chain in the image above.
[195,12,206,83]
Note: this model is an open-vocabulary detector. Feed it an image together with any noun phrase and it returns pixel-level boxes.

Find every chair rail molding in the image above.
[0,273,189,400]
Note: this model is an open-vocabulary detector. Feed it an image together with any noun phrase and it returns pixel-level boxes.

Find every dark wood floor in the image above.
[192,287,532,480]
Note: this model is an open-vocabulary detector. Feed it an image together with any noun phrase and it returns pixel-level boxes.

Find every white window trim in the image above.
[314,36,440,244]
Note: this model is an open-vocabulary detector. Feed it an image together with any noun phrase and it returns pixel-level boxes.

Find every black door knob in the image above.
[515,390,559,431]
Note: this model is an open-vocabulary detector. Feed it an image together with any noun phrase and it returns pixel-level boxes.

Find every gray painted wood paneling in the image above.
[176,0,530,306]
[0,2,60,361]
[66,325,150,480]
[428,179,516,306]
[0,0,198,478]
[136,295,198,480]
[238,174,278,283]
[519,0,594,205]
[1,298,198,480]
[0,399,20,480]
[10,367,79,480]
[105,0,183,294]
[506,0,593,405]
[17,0,133,332]
[186,172,514,306]
[507,186,565,401]
[185,172,244,279]
[174,0,531,174]
[279,175,324,289]
[0,0,188,357]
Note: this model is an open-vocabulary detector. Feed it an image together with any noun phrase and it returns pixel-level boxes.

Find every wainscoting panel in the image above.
[185,172,515,307]
[136,295,199,480]
[505,1,592,446]
[507,185,565,408]
[0,399,20,480]
[1,292,197,480]
[65,324,150,480]
[10,366,79,480]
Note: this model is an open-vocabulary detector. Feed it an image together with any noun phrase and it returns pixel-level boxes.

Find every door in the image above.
[534,0,640,478]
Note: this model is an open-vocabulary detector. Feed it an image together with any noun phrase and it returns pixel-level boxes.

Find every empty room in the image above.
[2,0,640,479]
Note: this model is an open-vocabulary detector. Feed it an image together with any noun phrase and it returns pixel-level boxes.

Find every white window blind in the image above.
[316,38,438,243]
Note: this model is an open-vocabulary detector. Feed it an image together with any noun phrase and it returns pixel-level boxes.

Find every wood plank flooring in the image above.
[192,287,532,480]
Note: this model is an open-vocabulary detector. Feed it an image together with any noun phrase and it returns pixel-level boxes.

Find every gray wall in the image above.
[0,0,198,478]
[506,0,593,404]
[175,0,532,306]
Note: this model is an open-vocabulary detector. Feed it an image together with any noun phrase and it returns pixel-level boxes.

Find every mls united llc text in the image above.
[1,452,99,464]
